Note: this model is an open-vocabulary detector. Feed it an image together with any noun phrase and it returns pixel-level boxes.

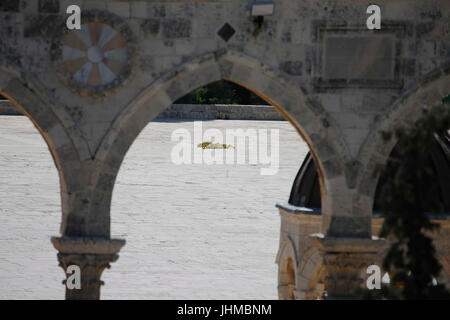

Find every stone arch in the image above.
[0,67,81,235]
[276,237,298,300]
[296,247,326,300]
[94,50,347,234]
[356,65,450,223]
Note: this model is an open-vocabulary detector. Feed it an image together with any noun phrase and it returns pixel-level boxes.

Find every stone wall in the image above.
[0,100,22,115]
[157,104,284,120]
[0,99,283,120]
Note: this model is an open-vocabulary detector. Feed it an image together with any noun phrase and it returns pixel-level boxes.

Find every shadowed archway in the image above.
[356,66,450,222]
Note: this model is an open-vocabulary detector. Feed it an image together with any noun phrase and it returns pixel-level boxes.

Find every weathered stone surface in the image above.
[276,206,450,299]
[279,61,303,76]
[141,18,160,36]
[52,236,125,300]
[1,0,449,300]
[309,234,385,299]
[326,216,372,238]
[324,36,395,80]
[24,14,64,38]
[162,19,191,38]
[39,0,59,13]
[0,0,20,12]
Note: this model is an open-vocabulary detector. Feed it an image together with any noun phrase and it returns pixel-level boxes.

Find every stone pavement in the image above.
[0,116,308,299]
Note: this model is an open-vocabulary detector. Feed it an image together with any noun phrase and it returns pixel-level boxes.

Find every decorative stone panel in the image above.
[312,21,415,90]
[52,10,135,97]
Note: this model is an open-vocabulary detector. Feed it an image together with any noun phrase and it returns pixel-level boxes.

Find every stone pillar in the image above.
[309,233,386,299]
[51,236,126,300]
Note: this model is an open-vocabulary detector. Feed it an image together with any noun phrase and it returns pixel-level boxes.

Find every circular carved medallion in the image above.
[54,11,134,97]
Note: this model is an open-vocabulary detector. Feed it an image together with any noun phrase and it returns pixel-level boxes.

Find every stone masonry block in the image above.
[39,0,59,13]
[0,0,20,12]
[83,1,106,11]
[107,1,130,18]
[162,19,191,38]
[131,1,148,19]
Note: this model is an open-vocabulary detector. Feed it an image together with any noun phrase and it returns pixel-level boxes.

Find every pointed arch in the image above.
[356,63,450,216]
[92,50,347,232]
[0,68,81,234]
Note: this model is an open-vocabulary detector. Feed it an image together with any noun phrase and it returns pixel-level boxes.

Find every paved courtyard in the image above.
[0,115,308,299]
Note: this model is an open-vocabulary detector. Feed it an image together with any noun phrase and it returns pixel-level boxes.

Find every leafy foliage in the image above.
[175,80,269,105]
[363,98,450,299]
[443,95,450,105]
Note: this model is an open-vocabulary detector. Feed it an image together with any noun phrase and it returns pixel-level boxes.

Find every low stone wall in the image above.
[156,104,285,121]
[0,100,284,120]
[0,100,22,115]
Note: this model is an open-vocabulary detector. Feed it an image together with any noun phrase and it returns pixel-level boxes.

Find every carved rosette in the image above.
[309,233,386,299]
[51,236,126,300]
[52,10,135,97]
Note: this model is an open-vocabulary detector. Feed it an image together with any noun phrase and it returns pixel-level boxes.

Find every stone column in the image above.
[51,236,126,300]
[309,233,386,299]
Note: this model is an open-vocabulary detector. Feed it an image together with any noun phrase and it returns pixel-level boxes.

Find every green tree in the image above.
[360,98,450,299]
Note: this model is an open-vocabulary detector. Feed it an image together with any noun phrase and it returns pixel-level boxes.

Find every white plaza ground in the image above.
[0,115,308,299]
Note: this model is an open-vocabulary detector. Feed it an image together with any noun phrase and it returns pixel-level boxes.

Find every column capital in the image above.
[51,236,126,300]
[309,233,386,299]
[309,233,386,253]
[51,236,126,255]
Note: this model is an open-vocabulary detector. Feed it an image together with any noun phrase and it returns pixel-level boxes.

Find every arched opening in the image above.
[93,52,342,299]
[373,129,450,216]
[370,93,450,289]
[0,92,63,299]
[103,77,319,299]
[286,90,450,296]
[288,126,450,217]
[288,88,450,213]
